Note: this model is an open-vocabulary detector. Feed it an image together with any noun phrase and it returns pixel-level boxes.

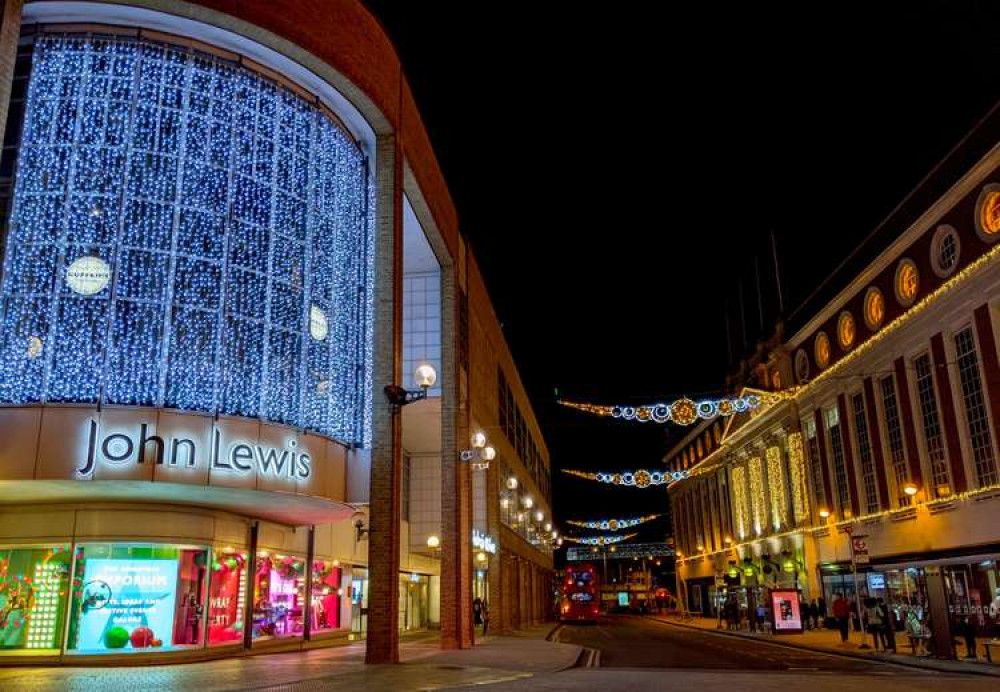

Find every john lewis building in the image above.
[0,0,553,663]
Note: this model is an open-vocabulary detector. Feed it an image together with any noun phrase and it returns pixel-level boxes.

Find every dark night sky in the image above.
[364,2,1000,545]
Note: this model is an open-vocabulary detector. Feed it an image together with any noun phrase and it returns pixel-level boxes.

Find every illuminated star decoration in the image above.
[563,533,638,546]
[558,392,782,425]
[566,514,661,531]
[562,468,687,487]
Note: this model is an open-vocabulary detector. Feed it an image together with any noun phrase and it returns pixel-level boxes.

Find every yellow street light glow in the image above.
[426,535,440,549]
[471,431,487,449]
[818,508,830,518]
[904,483,919,496]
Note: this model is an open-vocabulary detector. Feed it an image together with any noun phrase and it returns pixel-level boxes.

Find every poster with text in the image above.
[770,589,803,633]
[76,558,178,651]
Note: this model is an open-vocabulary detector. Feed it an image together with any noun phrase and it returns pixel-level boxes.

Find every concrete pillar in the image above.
[365,133,403,664]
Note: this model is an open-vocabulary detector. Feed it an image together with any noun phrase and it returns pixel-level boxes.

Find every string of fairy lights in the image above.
[565,514,661,531]
[557,391,785,426]
[561,533,637,546]
[0,35,376,446]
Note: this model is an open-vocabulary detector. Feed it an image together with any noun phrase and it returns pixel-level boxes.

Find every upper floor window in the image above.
[914,353,951,496]
[954,327,998,487]
[864,287,885,332]
[895,259,919,307]
[852,392,880,513]
[879,375,910,506]
[975,184,1000,241]
[931,224,960,278]
[803,416,827,513]
[826,406,851,516]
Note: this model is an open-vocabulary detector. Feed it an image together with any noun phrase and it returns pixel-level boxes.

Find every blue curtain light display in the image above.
[0,35,374,445]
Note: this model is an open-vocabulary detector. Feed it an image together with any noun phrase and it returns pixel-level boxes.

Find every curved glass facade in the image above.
[0,35,373,444]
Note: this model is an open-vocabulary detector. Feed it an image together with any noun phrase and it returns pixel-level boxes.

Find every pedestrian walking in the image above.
[473,597,483,629]
[833,592,851,643]
[808,599,818,629]
[878,598,896,652]
[865,597,883,651]
[482,600,490,635]
[818,596,827,627]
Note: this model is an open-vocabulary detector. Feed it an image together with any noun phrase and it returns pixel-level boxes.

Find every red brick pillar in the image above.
[365,133,403,664]
[440,270,472,649]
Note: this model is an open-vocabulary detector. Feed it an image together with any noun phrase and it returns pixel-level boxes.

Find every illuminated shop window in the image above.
[0,545,71,654]
[976,185,1000,240]
[863,287,884,331]
[895,259,919,307]
[207,551,247,646]
[837,311,856,350]
[0,35,374,446]
[253,554,306,640]
[814,332,831,369]
[311,561,342,633]
[67,543,208,653]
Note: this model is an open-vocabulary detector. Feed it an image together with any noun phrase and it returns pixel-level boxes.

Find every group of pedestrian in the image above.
[801,596,827,629]
[863,596,897,652]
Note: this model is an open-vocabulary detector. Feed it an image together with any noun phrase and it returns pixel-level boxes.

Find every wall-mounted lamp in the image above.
[384,363,437,409]
[354,518,369,542]
[426,535,440,551]
[903,482,919,497]
[818,508,831,519]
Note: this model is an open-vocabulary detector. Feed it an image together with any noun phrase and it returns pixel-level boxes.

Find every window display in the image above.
[0,545,71,653]
[253,554,305,639]
[208,551,247,646]
[67,543,207,653]
[311,560,342,633]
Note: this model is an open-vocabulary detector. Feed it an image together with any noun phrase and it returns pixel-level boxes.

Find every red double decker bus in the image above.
[560,563,600,623]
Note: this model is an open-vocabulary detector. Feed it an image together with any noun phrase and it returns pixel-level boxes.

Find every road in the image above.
[446,615,996,692]
[552,614,909,672]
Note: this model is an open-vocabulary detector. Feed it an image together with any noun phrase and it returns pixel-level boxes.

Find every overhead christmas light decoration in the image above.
[0,35,375,446]
[558,391,782,425]
[562,468,687,487]
[563,533,638,546]
[566,514,661,531]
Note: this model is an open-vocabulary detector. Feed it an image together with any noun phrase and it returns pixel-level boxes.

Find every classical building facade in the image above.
[0,0,552,663]
[670,127,1000,657]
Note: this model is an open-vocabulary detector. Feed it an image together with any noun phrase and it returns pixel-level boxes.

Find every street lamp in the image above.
[903,482,919,497]
[384,363,437,408]
[461,431,496,470]
[818,508,831,519]
[426,535,440,550]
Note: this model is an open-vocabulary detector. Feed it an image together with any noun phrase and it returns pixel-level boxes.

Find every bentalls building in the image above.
[0,0,556,664]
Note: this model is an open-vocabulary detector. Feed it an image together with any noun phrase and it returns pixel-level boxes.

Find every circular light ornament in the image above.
[65,256,110,295]
[309,305,329,341]
[863,287,885,331]
[634,470,652,488]
[670,398,697,425]
[608,519,620,531]
[814,331,831,369]
[26,336,43,359]
[895,259,919,307]
[837,311,856,350]
[976,184,1000,241]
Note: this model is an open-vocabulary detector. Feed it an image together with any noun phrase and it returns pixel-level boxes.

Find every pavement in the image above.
[644,612,1000,677]
[0,625,584,692]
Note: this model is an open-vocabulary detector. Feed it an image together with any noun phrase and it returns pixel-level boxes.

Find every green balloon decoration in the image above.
[104,626,130,649]
[226,558,238,570]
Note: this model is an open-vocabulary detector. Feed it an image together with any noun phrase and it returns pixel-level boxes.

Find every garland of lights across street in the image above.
[0,35,375,446]
[562,468,687,487]
[565,514,661,531]
[557,390,784,425]
[562,533,637,546]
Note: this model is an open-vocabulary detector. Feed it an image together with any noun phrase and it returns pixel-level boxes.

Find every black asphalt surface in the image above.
[554,615,933,673]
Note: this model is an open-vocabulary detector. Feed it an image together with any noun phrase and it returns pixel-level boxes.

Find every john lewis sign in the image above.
[78,419,311,479]
[472,530,496,555]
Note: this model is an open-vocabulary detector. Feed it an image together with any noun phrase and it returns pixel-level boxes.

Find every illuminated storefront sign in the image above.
[77,419,311,479]
[472,530,496,555]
